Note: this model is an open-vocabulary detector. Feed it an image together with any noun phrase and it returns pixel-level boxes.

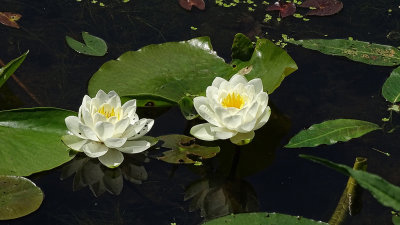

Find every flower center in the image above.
[221,92,245,109]
[98,105,119,119]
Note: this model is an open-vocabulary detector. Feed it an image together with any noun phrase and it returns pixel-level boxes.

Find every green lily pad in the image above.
[0,51,28,88]
[232,38,298,94]
[202,212,329,225]
[0,108,76,176]
[88,35,297,107]
[0,176,44,220]
[66,32,107,56]
[300,154,400,211]
[178,96,198,120]
[231,33,254,61]
[382,66,400,103]
[393,215,400,225]
[287,39,400,66]
[157,135,220,164]
[285,119,380,148]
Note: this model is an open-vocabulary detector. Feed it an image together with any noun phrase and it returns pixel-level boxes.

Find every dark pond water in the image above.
[1,0,400,224]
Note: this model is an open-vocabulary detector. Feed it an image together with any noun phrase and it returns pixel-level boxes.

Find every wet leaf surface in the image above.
[285,119,380,148]
[202,212,329,225]
[0,176,43,220]
[179,0,205,11]
[266,1,296,18]
[300,0,343,16]
[157,135,220,164]
[287,39,400,66]
[66,32,107,56]
[382,66,400,103]
[0,12,21,29]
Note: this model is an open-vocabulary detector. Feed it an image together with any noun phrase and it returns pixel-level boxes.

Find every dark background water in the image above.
[1,0,400,224]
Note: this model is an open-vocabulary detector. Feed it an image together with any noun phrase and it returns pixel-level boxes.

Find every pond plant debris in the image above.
[0,12,21,29]
[266,1,296,18]
[179,0,205,11]
[299,0,343,16]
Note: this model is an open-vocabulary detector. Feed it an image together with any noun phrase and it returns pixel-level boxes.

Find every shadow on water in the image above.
[1,0,400,224]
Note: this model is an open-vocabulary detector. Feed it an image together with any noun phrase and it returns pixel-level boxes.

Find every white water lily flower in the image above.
[190,74,271,144]
[62,90,154,168]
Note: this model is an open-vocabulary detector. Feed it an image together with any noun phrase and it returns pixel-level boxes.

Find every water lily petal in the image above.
[254,106,271,130]
[107,94,121,108]
[229,74,248,86]
[116,140,150,154]
[98,148,124,168]
[82,141,108,158]
[81,108,94,128]
[95,89,108,103]
[222,114,242,130]
[61,135,87,151]
[79,123,99,141]
[237,119,257,133]
[95,121,114,141]
[194,96,220,126]
[129,119,154,140]
[190,123,217,141]
[114,118,130,135]
[248,78,263,94]
[122,99,136,115]
[230,131,255,145]
[81,95,92,109]
[211,76,226,88]
[65,116,84,138]
[210,126,237,139]
[104,137,127,148]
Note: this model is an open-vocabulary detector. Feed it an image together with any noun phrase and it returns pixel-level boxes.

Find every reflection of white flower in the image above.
[190,74,271,143]
[62,90,154,168]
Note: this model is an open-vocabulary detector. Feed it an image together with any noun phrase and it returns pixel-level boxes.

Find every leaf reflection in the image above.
[60,152,149,197]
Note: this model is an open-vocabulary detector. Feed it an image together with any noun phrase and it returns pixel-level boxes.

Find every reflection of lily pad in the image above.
[157,135,220,164]
[0,176,44,220]
[299,0,343,16]
[266,2,297,18]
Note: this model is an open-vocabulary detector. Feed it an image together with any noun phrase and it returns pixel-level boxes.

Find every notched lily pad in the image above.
[266,1,297,18]
[299,0,343,16]
[0,176,44,220]
[179,0,205,10]
[157,135,220,164]
[66,32,107,56]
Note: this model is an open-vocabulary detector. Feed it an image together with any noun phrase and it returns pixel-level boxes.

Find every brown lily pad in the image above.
[299,0,343,16]
[266,1,296,18]
[179,0,205,11]
[0,12,22,29]
[157,135,220,164]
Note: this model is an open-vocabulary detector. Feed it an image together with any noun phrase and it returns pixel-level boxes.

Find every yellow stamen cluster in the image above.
[98,105,119,119]
[221,92,245,109]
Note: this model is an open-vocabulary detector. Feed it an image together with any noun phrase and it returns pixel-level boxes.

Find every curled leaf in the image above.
[0,12,21,29]
[179,0,205,11]
[299,0,343,16]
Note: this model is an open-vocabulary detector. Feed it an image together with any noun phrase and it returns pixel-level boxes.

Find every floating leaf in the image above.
[285,119,380,148]
[266,1,297,18]
[231,33,255,61]
[157,135,220,164]
[329,157,367,225]
[299,0,343,16]
[0,176,43,220]
[0,51,29,88]
[0,108,76,176]
[66,32,107,56]
[287,39,400,66]
[0,12,21,29]
[202,212,329,225]
[232,38,298,94]
[382,66,400,103]
[88,36,297,107]
[300,154,400,211]
[179,0,205,10]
